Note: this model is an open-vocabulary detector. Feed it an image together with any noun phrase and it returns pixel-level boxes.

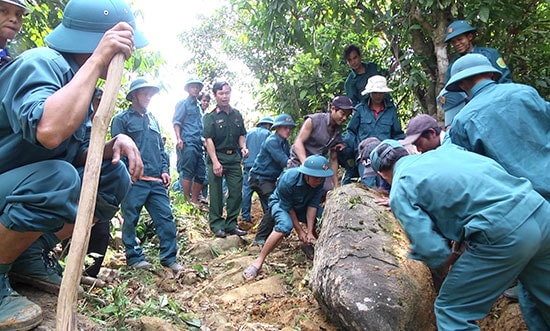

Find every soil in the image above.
[15,196,527,330]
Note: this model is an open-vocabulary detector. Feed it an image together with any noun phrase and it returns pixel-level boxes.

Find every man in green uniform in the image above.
[202,81,248,238]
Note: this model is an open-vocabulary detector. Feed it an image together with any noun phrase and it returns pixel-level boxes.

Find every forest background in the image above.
[10,0,550,131]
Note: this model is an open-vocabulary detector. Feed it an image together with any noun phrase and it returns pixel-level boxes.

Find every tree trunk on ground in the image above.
[310,184,436,330]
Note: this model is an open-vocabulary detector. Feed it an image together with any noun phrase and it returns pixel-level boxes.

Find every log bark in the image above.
[310,184,436,330]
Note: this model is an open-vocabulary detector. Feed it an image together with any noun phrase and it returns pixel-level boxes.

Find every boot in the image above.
[0,266,43,331]
[9,235,63,295]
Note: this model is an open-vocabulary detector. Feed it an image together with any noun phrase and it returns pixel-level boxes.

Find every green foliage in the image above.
[179,0,549,125]
[90,281,201,330]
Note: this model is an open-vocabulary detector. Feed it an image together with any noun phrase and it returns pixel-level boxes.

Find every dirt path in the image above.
[14,197,527,330]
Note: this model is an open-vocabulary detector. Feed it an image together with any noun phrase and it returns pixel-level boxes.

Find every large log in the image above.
[310,184,436,330]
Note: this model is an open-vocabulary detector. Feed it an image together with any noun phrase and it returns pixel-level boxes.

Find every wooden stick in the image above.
[56,53,125,330]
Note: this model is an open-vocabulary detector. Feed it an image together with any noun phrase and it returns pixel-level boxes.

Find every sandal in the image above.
[242,265,260,280]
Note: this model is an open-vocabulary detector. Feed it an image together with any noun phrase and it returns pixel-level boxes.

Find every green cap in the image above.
[445,54,501,92]
[271,114,295,129]
[256,116,274,127]
[45,0,147,53]
[126,77,159,101]
[184,77,204,91]
[298,155,333,178]
[445,20,476,43]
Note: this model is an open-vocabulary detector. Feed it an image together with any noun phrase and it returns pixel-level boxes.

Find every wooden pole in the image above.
[56,53,125,330]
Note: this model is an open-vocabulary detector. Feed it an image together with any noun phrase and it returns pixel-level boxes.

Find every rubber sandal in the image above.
[242,265,259,280]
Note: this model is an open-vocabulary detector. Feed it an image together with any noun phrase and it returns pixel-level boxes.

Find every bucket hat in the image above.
[370,139,405,173]
[298,155,334,178]
[361,75,393,95]
[45,0,147,54]
[445,20,476,43]
[445,54,501,92]
[184,77,204,91]
[256,116,274,127]
[125,77,159,101]
[271,114,295,129]
[1,0,30,14]
[437,89,467,126]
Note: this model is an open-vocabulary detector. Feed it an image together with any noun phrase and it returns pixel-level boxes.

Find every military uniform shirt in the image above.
[244,126,271,168]
[250,133,290,182]
[445,46,512,83]
[346,97,405,145]
[269,168,324,213]
[448,80,550,201]
[390,143,545,268]
[344,61,380,105]
[111,108,168,177]
[172,97,203,145]
[0,47,89,175]
[202,107,246,156]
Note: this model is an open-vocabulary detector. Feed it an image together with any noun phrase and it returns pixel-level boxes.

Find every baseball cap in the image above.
[400,114,438,145]
[331,96,354,111]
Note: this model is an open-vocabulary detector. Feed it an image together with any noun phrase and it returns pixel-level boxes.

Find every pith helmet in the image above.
[256,116,274,127]
[445,53,501,92]
[45,0,147,53]
[445,20,476,43]
[437,89,467,126]
[1,0,30,14]
[298,155,334,178]
[271,114,295,129]
[184,77,204,91]
[126,77,159,101]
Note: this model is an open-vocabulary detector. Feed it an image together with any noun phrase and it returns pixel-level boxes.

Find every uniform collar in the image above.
[470,79,495,99]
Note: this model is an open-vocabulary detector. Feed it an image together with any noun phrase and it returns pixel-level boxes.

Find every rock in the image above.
[310,184,436,330]
[140,316,179,331]
[189,236,244,260]
[220,276,285,303]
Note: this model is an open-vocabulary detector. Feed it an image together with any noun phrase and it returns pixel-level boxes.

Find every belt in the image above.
[217,149,236,155]
[140,176,163,182]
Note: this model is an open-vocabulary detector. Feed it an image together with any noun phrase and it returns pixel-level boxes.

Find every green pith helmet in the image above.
[256,116,274,127]
[184,77,204,91]
[437,89,467,126]
[125,77,159,101]
[298,155,334,178]
[271,114,295,129]
[45,0,147,53]
[370,139,404,173]
[445,53,502,92]
[445,20,476,43]
[1,0,30,14]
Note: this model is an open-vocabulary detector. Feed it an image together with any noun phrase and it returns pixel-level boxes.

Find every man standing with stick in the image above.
[0,0,146,329]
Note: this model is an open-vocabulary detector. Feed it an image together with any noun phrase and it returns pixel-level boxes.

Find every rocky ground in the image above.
[15,193,527,330]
